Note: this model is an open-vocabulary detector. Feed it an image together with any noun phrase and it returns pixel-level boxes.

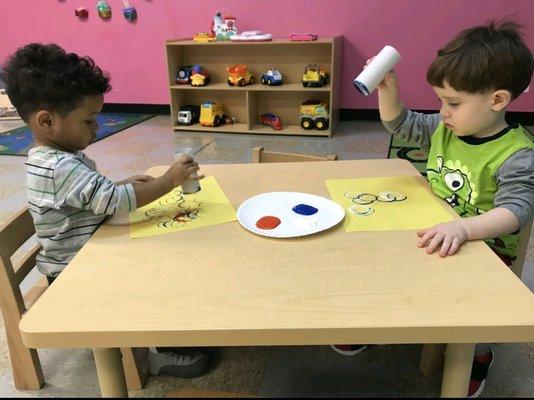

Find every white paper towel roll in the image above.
[353,45,401,96]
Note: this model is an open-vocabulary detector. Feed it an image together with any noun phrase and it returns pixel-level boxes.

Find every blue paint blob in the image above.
[292,204,318,216]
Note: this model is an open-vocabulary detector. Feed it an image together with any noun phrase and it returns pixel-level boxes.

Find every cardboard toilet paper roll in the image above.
[175,152,201,194]
[353,45,401,96]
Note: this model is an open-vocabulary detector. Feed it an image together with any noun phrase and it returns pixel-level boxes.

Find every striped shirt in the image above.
[26,146,136,277]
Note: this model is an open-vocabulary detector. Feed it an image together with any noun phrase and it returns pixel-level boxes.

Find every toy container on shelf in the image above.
[210,10,238,41]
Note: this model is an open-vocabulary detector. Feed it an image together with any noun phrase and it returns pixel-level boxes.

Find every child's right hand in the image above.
[365,57,398,91]
[164,155,205,188]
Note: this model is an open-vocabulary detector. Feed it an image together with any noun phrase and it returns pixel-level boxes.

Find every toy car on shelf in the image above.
[260,68,283,86]
[227,64,255,86]
[260,113,283,130]
[176,65,193,84]
[230,30,272,42]
[193,32,216,42]
[299,100,329,130]
[199,101,234,127]
[177,105,201,125]
[302,64,329,87]
[289,33,318,41]
[190,64,209,86]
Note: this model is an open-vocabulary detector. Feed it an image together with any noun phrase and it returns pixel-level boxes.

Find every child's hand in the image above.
[164,155,205,188]
[365,57,397,91]
[416,220,469,257]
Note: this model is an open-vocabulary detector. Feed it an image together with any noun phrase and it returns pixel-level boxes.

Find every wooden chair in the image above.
[252,146,338,163]
[0,207,148,390]
[419,216,534,376]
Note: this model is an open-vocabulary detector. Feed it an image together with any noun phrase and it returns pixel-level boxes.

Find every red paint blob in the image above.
[255,216,281,230]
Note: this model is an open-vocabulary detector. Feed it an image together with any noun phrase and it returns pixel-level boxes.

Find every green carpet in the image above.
[0,113,155,156]
[387,135,428,176]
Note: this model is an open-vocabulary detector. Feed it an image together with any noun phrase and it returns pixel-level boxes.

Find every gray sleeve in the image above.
[381,109,442,152]
[494,148,534,229]
[54,157,137,215]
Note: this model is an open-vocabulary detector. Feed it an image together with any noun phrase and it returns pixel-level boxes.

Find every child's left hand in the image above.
[417,220,469,257]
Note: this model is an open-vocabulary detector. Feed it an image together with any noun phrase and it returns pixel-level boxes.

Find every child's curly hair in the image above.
[1,43,111,121]
[427,19,533,100]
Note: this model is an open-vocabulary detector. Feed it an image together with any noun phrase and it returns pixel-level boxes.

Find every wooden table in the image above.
[20,160,534,397]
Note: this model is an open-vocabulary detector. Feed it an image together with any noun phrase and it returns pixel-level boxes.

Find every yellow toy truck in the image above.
[299,100,329,130]
[199,101,232,127]
[302,64,329,87]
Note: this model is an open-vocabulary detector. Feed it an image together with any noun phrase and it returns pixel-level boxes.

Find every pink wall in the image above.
[1,0,533,111]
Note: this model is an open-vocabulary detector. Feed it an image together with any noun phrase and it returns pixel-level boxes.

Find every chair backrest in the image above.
[0,207,43,318]
[0,207,47,389]
[252,146,338,163]
[0,207,148,391]
[511,216,533,279]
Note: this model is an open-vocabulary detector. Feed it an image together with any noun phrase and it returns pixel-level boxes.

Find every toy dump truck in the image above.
[299,100,329,130]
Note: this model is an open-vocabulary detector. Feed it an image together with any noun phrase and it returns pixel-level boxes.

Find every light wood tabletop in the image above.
[19,159,534,397]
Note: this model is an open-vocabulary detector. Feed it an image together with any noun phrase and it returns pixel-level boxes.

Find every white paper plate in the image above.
[237,192,345,238]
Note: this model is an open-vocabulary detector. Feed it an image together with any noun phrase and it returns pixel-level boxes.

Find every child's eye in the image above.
[84,120,93,125]
[448,103,459,108]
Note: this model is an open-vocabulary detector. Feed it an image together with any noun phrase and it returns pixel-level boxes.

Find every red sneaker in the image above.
[330,344,368,356]
[468,350,494,398]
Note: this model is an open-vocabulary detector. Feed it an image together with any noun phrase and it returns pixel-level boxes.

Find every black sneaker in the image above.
[147,348,210,378]
[468,350,494,398]
[330,344,368,356]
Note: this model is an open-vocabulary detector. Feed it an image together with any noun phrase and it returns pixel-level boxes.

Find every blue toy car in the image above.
[176,65,193,84]
[260,68,283,86]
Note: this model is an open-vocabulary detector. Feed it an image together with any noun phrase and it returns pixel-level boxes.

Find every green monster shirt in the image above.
[427,123,534,258]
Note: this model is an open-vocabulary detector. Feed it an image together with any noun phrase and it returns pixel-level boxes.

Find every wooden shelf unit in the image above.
[165,37,342,137]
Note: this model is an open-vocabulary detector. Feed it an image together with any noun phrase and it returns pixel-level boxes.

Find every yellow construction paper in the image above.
[129,176,236,238]
[325,176,454,232]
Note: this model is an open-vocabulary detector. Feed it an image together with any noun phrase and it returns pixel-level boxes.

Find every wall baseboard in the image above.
[102,103,534,126]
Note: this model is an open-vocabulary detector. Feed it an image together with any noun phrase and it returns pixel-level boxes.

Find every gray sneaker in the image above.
[147,348,210,378]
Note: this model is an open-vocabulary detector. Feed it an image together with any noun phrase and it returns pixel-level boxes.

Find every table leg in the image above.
[440,343,475,398]
[93,348,129,397]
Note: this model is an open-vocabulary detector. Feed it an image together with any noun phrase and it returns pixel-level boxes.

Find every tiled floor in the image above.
[0,116,533,397]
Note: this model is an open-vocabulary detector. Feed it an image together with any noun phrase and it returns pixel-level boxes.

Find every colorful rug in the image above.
[387,135,428,176]
[0,113,155,156]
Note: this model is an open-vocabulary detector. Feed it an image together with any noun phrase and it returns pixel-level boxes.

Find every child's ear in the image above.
[35,110,55,131]
[491,90,512,111]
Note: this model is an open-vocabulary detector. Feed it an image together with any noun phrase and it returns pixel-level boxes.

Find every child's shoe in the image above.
[330,344,368,356]
[468,350,494,398]
[147,347,210,378]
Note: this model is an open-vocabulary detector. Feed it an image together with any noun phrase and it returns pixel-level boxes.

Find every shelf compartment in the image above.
[170,90,247,128]
[172,122,249,133]
[248,91,332,137]
[166,41,333,87]
[249,124,327,136]
[170,83,331,91]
